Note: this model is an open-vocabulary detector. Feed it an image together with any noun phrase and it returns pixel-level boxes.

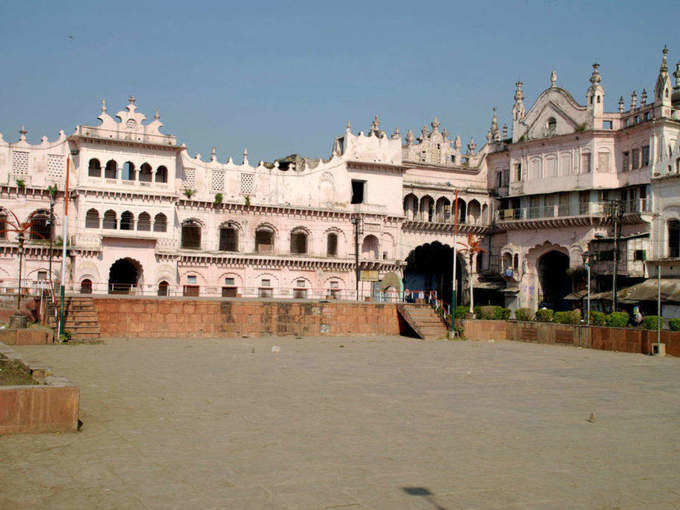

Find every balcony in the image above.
[402,211,491,234]
[496,200,651,230]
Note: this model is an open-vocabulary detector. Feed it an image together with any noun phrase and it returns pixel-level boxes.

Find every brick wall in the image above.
[462,319,680,357]
[93,297,402,339]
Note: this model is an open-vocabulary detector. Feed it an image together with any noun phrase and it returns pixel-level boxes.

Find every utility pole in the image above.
[59,150,77,337]
[607,200,624,313]
[352,216,361,301]
[451,190,459,335]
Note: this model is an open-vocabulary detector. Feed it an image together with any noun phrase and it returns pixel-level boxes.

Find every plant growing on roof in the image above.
[457,233,486,315]
[244,195,251,207]
[47,185,58,198]
[183,188,195,199]
[16,179,25,189]
[214,193,223,205]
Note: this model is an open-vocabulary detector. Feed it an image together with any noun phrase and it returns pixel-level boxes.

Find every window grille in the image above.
[211,169,224,192]
[12,151,29,176]
[241,173,254,195]
[47,154,64,179]
[183,167,195,188]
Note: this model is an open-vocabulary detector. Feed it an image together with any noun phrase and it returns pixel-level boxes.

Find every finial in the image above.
[631,90,638,110]
[129,95,136,104]
[502,124,508,138]
[346,120,351,131]
[405,129,414,145]
[420,125,428,139]
[641,89,647,105]
[550,70,557,87]
[127,96,137,112]
[514,81,524,101]
[211,146,217,161]
[369,115,380,134]
[589,63,601,86]
[19,125,27,141]
[674,62,680,85]
[154,107,160,120]
[618,96,625,112]
[242,148,248,164]
[391,127,400,140]
[467,137,476,155]
[491,107,498,128]
[661,45,669,72]
[442,127,448,140]
[101,99,107,113]
[431,116,440,131]
[454,135,461,150]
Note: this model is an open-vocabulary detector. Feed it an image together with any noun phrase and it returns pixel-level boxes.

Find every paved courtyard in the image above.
[1,336,680,509]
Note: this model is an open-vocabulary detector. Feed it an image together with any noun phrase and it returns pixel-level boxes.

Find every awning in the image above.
[474,280,505,290]
[587,279,680,304]
[564,289,588,300]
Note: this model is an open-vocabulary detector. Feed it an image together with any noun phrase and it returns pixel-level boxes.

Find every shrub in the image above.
[479,305,501,320]
[641,316,662,330]
[473,305,482,319]
[515,308,532,321]
[535,309,554,322]
[555,310,581,325]
[455,305,468,319]
[454,322,465,339]
[669,318,680,331]
[589,311,606,326]
[494,307,511,320]
[214,193,223,205]
[605,311,629,328]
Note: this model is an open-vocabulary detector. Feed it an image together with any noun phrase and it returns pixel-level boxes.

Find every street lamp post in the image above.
[352,217,361,301]
[583,251,591,325]
[608,200,624,312]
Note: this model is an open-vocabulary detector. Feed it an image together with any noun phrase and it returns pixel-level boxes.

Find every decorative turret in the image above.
[512,81,526,142]
[368,115,380,136]
[586,63,604,118]
[346,120,352,133]
[454,135,461,151]
[405,129,414,146]
[618,96,625,112]
[467,138,476,156]
[655,46,672,115]
[19,125,27,143]
[211,146,217,162]
[430,116,440,133]
[502,124,508,139]
[242,148,248,165]
[489,107,501,142]
[672,62,680,108]
[641,89,647,106]
[391,127,400,140]
[631,90,638,110]
[550,70,557,88]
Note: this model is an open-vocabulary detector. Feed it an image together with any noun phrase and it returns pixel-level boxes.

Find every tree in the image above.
[457,233,485,314]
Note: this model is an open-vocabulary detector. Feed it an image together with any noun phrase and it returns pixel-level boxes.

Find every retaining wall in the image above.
[0,328,55,345]
[93,297,403,339]
[462,319,680,356]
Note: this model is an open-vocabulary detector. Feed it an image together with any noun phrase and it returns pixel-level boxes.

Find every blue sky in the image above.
[0,0,677,162]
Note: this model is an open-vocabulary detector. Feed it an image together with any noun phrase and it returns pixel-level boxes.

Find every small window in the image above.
[37,270,48,280]
[158,281,169,296]
[632,148,640,170]
[155,166,168,183]
[256,229,274,253]
[327,233,338,257]
[622,152,630,172]
[581,153,591,173]
[296,279,306,287]
[547,117,557,131]
[153,213,167,232]
[181,220,201,249]
[80,279,93,294]
[219,226,238,251]
[222,277,237,297]
[122,161,135,181]
[105,160,117,179]
[187,275,197,284]
[262,279,271,287]
[0,214,6,239]
[602,120,613,130]
[86,209,100,229]
[290,231,307,254]
[137,212,151,231]
[515,163,522,181]
[259,279,272,298]
[120,211,134,230]
[634,250,646,261]
[183,285,199,297]
[139,163,152,183]
[642,145,650,166]
[88,158,101,177]
[225,277,235,286]
[351,180,365,204]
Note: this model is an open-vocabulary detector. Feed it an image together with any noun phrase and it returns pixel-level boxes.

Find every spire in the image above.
[513,81,525,121]
[467,138,476,155]
[242,148,248,165]
[674,62,680,87]
[405,129,414,145]
[211,146,217,162]
[550,70,557,88]
[454,135,461,151]
[431,116,440,132]
[420,125,428,140]
[661,44,669,73]
[101,99,107,114]
[618,96,625,112]
[127,95,137,113]
[369,115,380,135]
[502,124,508,139]
[19,125,27,142]
[391,127,400,140]
[655,45,672,106]
[641,89,647,106]
[154,107,160,121]
[589,63,601,86]
[346,120,351,132]
[631,90,637,110]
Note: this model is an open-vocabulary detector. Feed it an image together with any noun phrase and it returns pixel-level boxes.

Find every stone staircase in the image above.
[397,304,448,340]
[47,297,101,341]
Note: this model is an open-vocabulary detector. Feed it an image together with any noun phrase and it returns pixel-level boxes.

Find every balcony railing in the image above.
[404,211,488,226]
[497,199,650,222]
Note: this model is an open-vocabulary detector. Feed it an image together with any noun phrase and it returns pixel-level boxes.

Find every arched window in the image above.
[80,279,93,294]
[669,219,680,258]
[467,200,481,225]
[155,166,168,183]
[457,200,467,224]
[476,253,483,273]
[419,195,434,222]
[361,235,379,259]
[547,117,556,132]
[153,213,167,232]
[137,212,151,231]
[29,210,51,240]
[85,209,100,229]
[103,210,117,229]
[513,254,519,271]
[219,224,238,251]
[139,163,152,183]
[122,161,135,181]
[327,233,338,256]
[181,220,201,249]
[157,280,169,296]
[88,158,101,177]
[290,229,308,254]
[105,160,117,179]
[120,211,134,230]
[255,227,274,254]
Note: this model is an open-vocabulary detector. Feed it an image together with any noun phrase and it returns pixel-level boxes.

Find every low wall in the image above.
[0,343,79,434]
[93,297,402,339]
[462,319,680,356]
[0,327,55,345]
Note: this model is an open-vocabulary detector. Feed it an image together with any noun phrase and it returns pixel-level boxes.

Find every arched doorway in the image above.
[109,258,142,294]
[537,250,571,310]
[403,241,466,306]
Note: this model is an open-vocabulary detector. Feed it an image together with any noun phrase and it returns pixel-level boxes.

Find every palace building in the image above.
[2,47,680,313]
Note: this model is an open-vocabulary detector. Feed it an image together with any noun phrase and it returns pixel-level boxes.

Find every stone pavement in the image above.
[1,336,679,509]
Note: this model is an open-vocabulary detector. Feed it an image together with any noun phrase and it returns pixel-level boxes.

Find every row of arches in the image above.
[88,158,168,183]
[86,209,167,232]
[0,209,53,241]
[403,194,489,225]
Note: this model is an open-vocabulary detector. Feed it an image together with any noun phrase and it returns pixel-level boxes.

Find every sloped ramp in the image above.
[397,304,448,340]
